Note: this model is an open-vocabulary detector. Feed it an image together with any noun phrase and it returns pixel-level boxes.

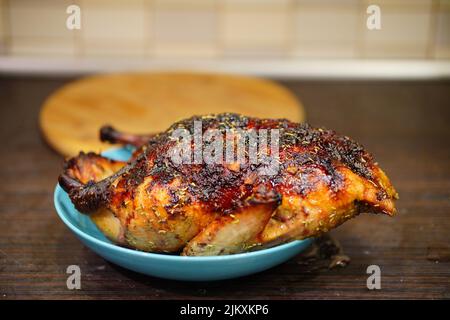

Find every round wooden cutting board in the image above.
[40,72,305,157]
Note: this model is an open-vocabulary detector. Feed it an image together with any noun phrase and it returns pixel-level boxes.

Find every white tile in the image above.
[154,0,215,7]
[81,0,146,41]
[0,0,5,55]
[224,0,291,6]
[221,46,286,58]
[10,38,76,56]
[292,2,359,58]
[293,45,356,58]
[8,0,77,56]
[364,12,431,45]
[297,0,357,3]
[435,9,450,58]
[362,0,432,8]
[363,11,431,58]
[9,0,74,38]
[435,48,450,59]
[82,40,145,57]
[0,0,5,38]
[151,4,218,58]
[153,8,217,43]
[222,9,289,48]
[295,9,358,43]
[153,43,217,58]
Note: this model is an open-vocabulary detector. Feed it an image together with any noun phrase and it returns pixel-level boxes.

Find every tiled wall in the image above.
[0,0,449,60]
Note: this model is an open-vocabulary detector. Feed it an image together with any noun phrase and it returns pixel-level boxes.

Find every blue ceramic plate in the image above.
[54,147,313,281]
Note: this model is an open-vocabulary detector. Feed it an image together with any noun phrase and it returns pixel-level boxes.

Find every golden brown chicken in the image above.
[59,113,398,256]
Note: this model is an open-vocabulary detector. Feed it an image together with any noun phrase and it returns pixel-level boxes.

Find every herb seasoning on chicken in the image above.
[59,113,398,256]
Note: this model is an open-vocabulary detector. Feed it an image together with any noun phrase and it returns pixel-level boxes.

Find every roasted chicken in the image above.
[59,113,398,256]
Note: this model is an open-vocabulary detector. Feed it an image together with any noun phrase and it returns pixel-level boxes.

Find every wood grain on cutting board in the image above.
[39,72,304,156]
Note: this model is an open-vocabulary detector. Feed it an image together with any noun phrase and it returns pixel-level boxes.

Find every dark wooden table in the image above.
[1,76,449,300]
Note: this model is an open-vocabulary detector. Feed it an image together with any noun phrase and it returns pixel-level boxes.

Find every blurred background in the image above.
[0,0,449,77]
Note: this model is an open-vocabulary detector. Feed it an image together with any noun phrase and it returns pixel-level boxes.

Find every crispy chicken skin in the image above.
[59,113,398,256]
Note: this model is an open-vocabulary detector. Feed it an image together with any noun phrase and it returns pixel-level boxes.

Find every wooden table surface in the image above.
[1,76,449,300]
